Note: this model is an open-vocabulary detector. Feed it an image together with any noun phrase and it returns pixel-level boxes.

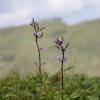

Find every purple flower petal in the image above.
[35,32,41,37]
[67,41,71,45]
[61,37,65,42]
[53,40,57,43]
[56,55,61,61]
[40,48,46,51]
[59,37,65,42]
[63,57,68,62]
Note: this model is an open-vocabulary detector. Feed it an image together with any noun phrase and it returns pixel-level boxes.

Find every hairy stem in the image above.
[36,38,42,100]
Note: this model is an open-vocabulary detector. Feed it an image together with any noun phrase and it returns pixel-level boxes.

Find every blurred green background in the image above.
[0,18,100,77]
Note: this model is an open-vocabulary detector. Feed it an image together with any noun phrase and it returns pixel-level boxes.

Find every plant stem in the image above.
[36,38,42,100]
[61,49,65,100]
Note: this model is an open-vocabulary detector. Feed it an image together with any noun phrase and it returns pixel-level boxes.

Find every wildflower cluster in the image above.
[30,18,46,100]
[30,18,46,51]
[54,36,71,100]
[53,36,71,62]
[30,18,71,100]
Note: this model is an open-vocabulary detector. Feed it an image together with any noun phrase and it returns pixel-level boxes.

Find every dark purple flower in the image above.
[35,32,41,38]
[63,57,68,62]
[40,48,46,51]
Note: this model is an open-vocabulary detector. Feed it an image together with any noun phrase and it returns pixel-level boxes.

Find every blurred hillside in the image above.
[0,18,100,77]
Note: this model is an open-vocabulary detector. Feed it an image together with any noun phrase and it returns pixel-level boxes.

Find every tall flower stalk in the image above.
[54,37,71,100]
[30,19,46,100]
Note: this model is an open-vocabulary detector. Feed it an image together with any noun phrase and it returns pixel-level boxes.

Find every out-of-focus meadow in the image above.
[0,18,100,77]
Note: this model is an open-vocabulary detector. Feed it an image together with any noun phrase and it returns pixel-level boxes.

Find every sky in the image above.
[0,0,100,28]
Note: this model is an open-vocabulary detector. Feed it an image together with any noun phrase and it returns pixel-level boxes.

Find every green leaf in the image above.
[70,91,80,99]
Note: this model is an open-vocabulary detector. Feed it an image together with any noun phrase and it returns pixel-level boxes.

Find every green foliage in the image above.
[0,72,100,100]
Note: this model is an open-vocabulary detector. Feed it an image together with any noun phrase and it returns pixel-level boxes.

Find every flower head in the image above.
[59,37,65,42]
[53,36,65,45]
[67,41,71,45]
[56,55,62,61]
[34,32,41,38]
[53,40,57,43]
[63,57,68,62]
[40,48,46,51]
